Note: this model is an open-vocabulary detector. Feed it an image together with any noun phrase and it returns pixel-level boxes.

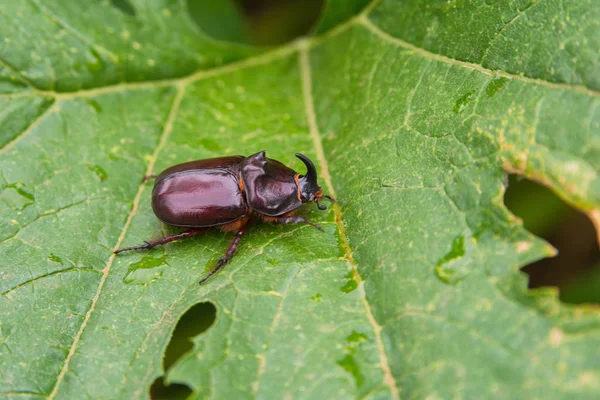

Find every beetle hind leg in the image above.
[199,221,249,284]
[142,174,158,183]
[114,230,204,254]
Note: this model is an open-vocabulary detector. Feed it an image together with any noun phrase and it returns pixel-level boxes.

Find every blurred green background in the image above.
[139,0,599,398]
[504,175,600,305]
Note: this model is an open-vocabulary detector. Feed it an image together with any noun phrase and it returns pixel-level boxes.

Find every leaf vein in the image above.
[359,15,599,97]
[0,55,40,91]
[0,42,301,101]
[480,0,541,65]
[299,43,401,400]
[0,267,101,297]
[0,99,57,153]
[46,84,186,399]
[30,0,120,64]
[0,196,120,246]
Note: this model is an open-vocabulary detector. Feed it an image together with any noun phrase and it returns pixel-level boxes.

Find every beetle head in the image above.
[295,153,336,210]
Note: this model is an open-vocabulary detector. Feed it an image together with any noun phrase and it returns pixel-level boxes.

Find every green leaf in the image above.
[313,0,372,33]
[185,0,250,44]
[1,1,599,399]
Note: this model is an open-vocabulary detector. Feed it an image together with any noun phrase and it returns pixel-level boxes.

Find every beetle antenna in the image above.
[323,194,336,203]
[295,153,318,184]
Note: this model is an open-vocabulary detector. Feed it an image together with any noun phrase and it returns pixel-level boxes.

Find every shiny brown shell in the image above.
[152,157,247,227]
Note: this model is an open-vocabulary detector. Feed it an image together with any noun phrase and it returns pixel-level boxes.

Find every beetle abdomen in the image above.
[152,169,247,227]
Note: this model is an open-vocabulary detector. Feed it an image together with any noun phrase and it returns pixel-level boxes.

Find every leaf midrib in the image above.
[46,84,187,399]
[298,42,401,399]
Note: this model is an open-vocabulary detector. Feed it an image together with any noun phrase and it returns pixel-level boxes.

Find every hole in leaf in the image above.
[110,0,136,16]
[504,175,600,304]
[150,378,191,400]
[186,0,250,44]
[236,0,324,45]
[163,302,217,369]
[150,302,217,399]
[186,0,324,45]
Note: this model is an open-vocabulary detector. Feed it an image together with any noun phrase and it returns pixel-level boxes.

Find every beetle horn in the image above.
[295,153,317,183]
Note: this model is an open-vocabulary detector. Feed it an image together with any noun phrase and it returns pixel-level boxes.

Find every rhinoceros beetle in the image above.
[115,150,334,284]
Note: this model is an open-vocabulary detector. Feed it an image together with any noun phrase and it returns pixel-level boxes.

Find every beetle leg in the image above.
[142,174,158,183]
[315,199,327,210]
[199,222,249,284]
[114,230,204,254]
[270,216,324,232]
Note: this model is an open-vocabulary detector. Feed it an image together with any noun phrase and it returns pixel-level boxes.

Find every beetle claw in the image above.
[316,194,335,210]
[198,258,230,284]
[114,243,148,254]
[216,258,228,267]
[307,222,324,232]
[316,200,327,210]
[142,174,157,183]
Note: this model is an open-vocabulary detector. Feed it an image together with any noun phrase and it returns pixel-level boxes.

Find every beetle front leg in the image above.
[114,230,204,254]
[199,222,249,284]
[270,216,324,232]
